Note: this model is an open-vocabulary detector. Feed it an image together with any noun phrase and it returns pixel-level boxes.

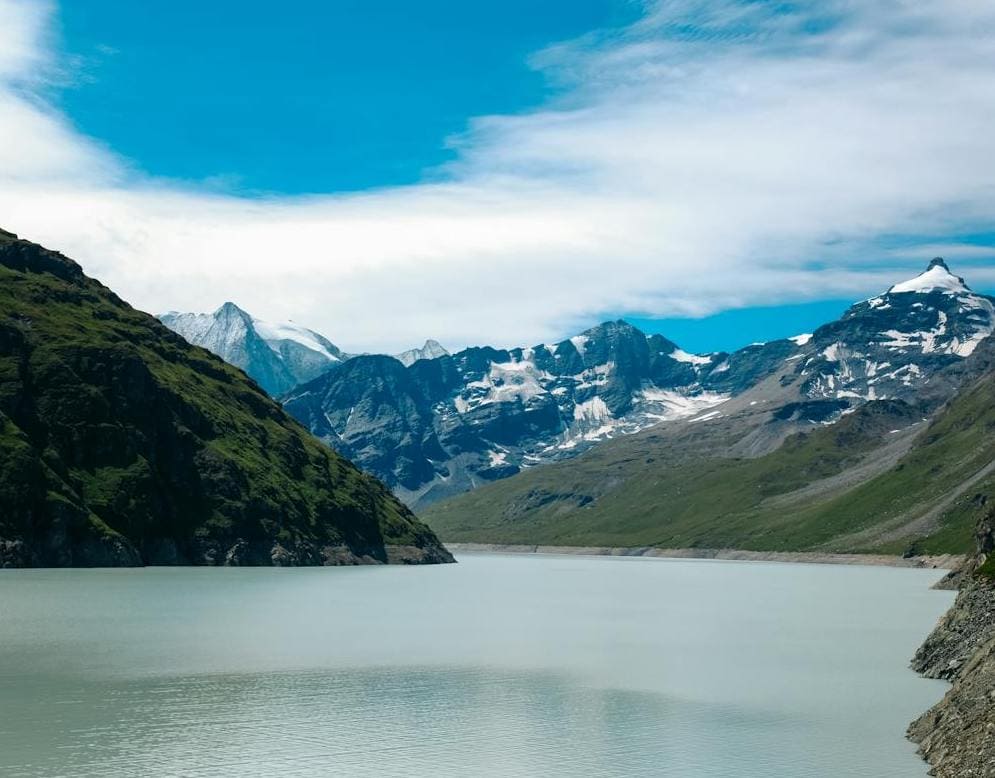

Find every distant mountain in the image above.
[423,260,995,556]
[396,339,449,367]
[0,229,452,567]
[160,303,344,395]
[797,258,994,402]
[284,260,995,510]
[283,320,778,508]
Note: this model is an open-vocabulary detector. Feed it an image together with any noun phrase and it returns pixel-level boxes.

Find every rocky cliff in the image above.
[908,510,995,776]
[0,229,452,567]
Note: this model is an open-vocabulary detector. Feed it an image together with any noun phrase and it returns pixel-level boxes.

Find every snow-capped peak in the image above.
[789,333,813,346]
[888,258,970,295]
[159,304,343,395]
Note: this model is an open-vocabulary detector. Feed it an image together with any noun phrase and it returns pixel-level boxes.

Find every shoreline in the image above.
[446,542,964,570]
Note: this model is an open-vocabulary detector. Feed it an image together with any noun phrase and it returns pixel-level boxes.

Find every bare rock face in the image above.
[912,585,995,682]
[908,510,995,776]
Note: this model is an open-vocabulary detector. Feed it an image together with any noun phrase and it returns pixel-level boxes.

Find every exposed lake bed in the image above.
[0,553,954,777]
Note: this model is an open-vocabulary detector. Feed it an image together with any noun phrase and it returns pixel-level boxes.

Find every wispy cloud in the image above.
[1,0,995,352]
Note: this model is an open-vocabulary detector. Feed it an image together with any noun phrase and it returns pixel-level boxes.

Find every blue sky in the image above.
[629,300,853,353]
[55,1,638,194]
[2,0,995,354]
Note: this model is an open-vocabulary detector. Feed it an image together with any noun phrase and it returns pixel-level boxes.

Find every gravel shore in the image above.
[446,543,963,569]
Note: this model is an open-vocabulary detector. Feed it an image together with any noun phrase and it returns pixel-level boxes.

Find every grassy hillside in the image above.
[424,369,995,556]
[0,229,452,567]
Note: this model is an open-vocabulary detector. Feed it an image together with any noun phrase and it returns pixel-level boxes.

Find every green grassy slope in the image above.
[0,229,452,567]
[424,370,995,555]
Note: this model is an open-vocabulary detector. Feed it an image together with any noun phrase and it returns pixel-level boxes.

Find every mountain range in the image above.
[163,258,994,514]
[0,230,452,567]
[8,226,995,564]
[424,260,995,556]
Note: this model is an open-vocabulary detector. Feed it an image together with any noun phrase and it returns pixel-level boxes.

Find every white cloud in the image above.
[2,0,995,352]
[0,0,52,79]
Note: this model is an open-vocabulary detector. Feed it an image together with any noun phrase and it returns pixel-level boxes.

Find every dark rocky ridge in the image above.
[0,229,452,567]
[908,510,995,776]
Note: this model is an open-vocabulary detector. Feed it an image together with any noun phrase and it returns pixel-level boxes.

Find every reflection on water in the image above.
[0,554,954,777]
[2,667,796,777]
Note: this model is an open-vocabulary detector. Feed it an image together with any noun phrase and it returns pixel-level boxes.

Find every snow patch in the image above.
[573,397,612,422]
[670,348,712,366]
[638,388,728,419]
[889,264,969,295]
[488,449,509,467]
[252,318,339,361]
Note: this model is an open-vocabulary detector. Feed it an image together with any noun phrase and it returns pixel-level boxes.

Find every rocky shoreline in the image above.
[907,513,995,777]
[446,542,962,569]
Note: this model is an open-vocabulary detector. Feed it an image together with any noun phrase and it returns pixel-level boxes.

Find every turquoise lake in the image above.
[0,553,954,777]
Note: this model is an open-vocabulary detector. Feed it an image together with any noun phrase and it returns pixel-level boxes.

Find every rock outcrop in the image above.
[908,510,995,776]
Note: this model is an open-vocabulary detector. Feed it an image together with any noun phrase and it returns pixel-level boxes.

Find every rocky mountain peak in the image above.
[580,319,642,340]
[160,304,342,395]
[799,261,994,405]
[889,257,970,295]
[214,301,251,320]
[395,339,450,367]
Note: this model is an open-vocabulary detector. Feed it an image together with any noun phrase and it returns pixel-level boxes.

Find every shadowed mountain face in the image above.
[282,261,995,509]
[0,229,452,568]
[159,304,345,396]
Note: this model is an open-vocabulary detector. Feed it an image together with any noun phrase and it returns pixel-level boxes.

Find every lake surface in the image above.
[0,553,953,777]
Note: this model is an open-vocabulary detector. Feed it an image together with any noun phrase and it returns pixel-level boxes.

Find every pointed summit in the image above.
[214,301,250,318]
[420,339,449,358]
[889,258,970,295]
[160,303,342,394]
[395,339,450,367]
